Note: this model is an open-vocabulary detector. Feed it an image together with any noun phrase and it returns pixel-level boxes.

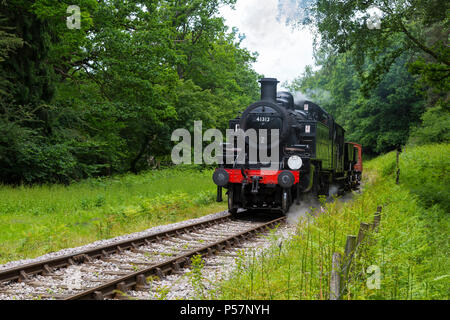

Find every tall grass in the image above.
[0,167,226,264]
[218,194,376,300]
[216,143,449,300]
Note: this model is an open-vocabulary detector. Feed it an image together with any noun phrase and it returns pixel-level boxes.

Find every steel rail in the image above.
[0,214,232,284]
[66,216,286,300]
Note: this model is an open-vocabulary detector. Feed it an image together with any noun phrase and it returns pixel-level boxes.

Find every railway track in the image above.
[0,213,286,300]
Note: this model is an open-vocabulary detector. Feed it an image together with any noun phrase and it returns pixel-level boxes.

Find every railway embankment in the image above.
[213,143,449,300]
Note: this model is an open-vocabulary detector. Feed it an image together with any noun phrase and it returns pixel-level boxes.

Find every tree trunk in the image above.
[130,135,152,174]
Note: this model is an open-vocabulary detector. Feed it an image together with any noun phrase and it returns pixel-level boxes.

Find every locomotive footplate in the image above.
[224,169,300,185]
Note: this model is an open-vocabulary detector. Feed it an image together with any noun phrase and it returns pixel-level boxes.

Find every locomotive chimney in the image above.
[259,78,279,103]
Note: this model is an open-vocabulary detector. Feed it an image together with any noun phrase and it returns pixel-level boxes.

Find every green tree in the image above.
[282,0,449,150]
[281,0,449,91]
[288,53,423,154]
[0,0,261,183]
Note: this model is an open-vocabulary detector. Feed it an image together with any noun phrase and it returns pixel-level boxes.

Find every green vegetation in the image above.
[0,2,448,303]
[282,0,449,155]
[382,143,450,212]
[1,1,448,183]
[0,167,226,264]
[0,0,260,184]
[214,143,449,300]
[189,254,208,299]
[288,53,425,154]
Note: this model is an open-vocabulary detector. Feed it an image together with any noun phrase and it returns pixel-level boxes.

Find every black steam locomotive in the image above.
[213,78,362,214]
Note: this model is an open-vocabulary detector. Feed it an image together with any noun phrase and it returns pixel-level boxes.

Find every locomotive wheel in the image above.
[315,170,330,197]
[320,179,330,197]
[312,166,323,196]
[228,188,238,216]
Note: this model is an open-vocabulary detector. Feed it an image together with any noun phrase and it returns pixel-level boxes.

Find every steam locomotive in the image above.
[213,78,362,214]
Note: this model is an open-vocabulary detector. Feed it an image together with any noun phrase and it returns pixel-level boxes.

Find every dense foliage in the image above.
[0,0,260,184]
[280,0,449,154]
[1,1,448,183]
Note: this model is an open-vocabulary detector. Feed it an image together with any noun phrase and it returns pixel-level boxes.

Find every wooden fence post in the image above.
[330,252,342,300]
[396,148,401,184]
[329,206,383,300]
[372,207,382,232]
[343,235,357,279]
[357,223,371,247]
